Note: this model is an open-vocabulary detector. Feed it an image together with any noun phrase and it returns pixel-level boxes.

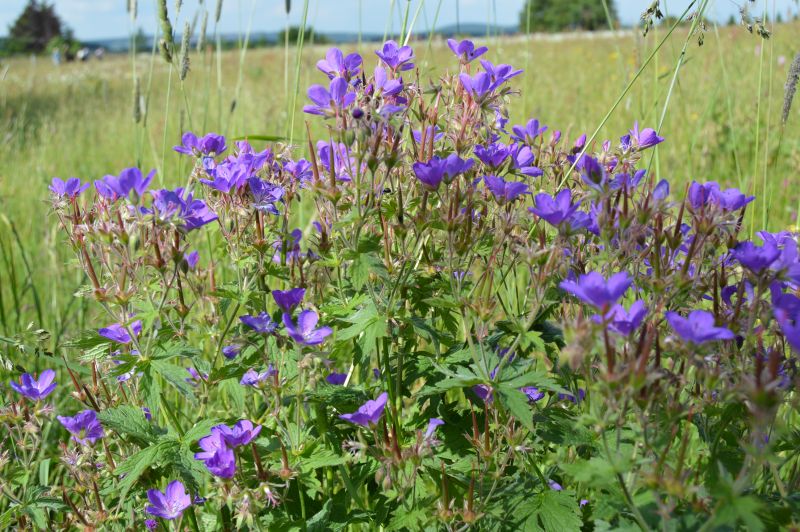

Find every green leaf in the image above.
[151,359,197,399]
[300,448,347,471]
[522,490,582,532]
[349,252,386,291]
[97,405,159,447]
[498,384,535,432]
[182,419,221,444]
[307,499,333,532]
[113,439,178,499]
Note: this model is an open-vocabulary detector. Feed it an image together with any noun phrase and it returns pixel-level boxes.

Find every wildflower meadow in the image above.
[2,0,800,530]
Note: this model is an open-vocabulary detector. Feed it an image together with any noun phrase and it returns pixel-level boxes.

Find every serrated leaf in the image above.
[114,440,178,499]
[97,405,159,447]
[307,499,333,532]
[300,448,347,471]
[522,491,582,532]
[151,359,196,399]
[498,384,535,432]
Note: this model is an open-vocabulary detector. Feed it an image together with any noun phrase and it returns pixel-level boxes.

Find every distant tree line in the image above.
[519,0,616,32]
[2,0,78,56]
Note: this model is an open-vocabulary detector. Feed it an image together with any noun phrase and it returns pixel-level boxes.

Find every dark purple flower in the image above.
[559,389,586,403]
[529,189,581,227]
[272,228,304,264]
[248,178,285,215]
[773,289,800,352]
[146,480,192,520]
[203,446,236,478]
[560,271,632,309]
[511,119,548,145]
[222,345,240,360]
[284,159,313,185]
[592,300,647,336]
[49,177,90,198]
[99,321,142,344]
[442,153,474,182]
[572,133,587,153]
[510,144,543,177]
[316,48,362,80]
[610,169,646,190]
[272,288,306,313]
[447,38,488,63]
[483,175,530,203]
[283,310,332,346]
[688,181,754,211]
[731,241,780,273]
[339,392,388,426]
[145,519,158,530]
[240,312,277,334]
[95,167,154,202]
[412,158,447,190]
[304,77,356,116]
[479,59,523,90]
[628,122,664,150]
[459,72,493,101]
[326,372,347,385]
[184,251,199,270]
[575,154,608,191]
[173,132,226,156]
[217,420,262,447]
[57,410,104,445]
[665,310,734,344]
[10,369,56,401]
[424,418,445,439]
[375,40,414,71]
[521,386,545,403]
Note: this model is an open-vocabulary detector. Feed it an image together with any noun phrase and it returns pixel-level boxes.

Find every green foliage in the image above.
[519,0,616,33]
[5,1,71,55]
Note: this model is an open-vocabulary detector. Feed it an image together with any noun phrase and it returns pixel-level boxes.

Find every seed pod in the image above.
[179,21,190,80]
[782,51,800,125]
[157,0,174,63]
[197,10,208,52]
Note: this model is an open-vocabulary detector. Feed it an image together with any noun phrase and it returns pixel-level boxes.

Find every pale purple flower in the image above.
[592,300,648,336]
[194,428,227,461]
[184,251,199,270]
[373,65,404,97]
[548,480,563,491]
[521,387,545,403]
[240,367,275,387]
[10,369,56,401]
[222,345,240,360]
[283,310,333,346]
[510,144,543,177]
[272,288,306,313]
[412,126,443,145]
[479,59,523,90]
[447,38,488,63]
[248,177,285,215]
[560,271,633,309]
[173,132,227,156]
[316,48,362,80]
[627,121,664,150]
[240,312,277,334]
[375,40,414,72]
[459,72,493,101]
[57,409,104,445]
[442,153,474,182]
[147,188,218,231]
[98,321,142,344]
[511,119,548,145]
[145,519,158,530]
[731,241,780,273]
[49,177,90,198]
[146,480,192,520]
[95,167,154,202]
[529,189,581,227]
[217,420,262,447]
[424,418,445,439]
[339,392,388,426]
[665,310,734,344]
[284,159,314,185]
[303,77,356,116]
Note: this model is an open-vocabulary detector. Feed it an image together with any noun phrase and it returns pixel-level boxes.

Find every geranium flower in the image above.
[95,167,154,202]
[173,132,226,156]
[272,288,306,313]
[49,177,90,198]
[447,38,488,63]
[375,40,414,72]
[10,370,57,401]
[560,271,632,309]
[57,410,104,445]
[316,47,362,80]
[283,310,332,346]
[240,312,277,334]
[99,320,142,344]
[304,77,356,116]
[146,480,192,520]
[665,310,734,344]
[339,392,388,426]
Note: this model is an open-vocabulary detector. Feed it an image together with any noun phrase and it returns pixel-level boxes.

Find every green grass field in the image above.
[1,22,798,342]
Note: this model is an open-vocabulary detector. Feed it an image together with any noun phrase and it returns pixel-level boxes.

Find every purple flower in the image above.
[373,65,404,97]
[511,144,543,177]
[572,133,587,153]
[240,312,277,334]
[688,181,754,211]
[339,392,388,426]
[665,310,734,344]
[326,372,347,385]
[412,126,443,145]
[774,289,800,352]
[203,445,236,478]
[222,345,240,360]
[10,369,56,401]
[474,142,512,168]
[217,420,262,447]
[447,38,488,63]
[194,428,227,461]
[184,251,199,270]
[424,418,445,439]
[731,241,780,273]
[628,122,664,150]
[173,132,226,156]
[479,59,523,90]
[375,40,414,72]
[653,179,670,203]
[317,141,358,181]
[145,519,158,530]
[521,386,545,403]
[483,175,530,203]
[199,160,249,193]
[185,367,208,386]
[146,480,192,520]
[147,188,217,231]
[459,72,493,101]
[412,158,447,190]
[95,167,154,202]
[511,119,548,145]
[529,189,581,227]
[248,178,285,215]
[442,153,474,182]
[57,410,104,445]
[99,320,142,344]
[239,366,277,387]
[283,310,333,346]
[575,154,608,191]
[559,389,586,403]
[273,228,304,263]
[548,480,563,491]
[303,77,356,116]
[272,288,306,313]
[316,48,362,80]
[592,300,647,336]
[560,271,633,309]
[610,169,647,190]
[49,177,90,198]
[284,159,313,185]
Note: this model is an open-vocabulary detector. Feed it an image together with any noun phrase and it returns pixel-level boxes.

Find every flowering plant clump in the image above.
[4,38,800,529]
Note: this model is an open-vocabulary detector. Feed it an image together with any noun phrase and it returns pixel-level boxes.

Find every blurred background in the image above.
[0,0,798,350]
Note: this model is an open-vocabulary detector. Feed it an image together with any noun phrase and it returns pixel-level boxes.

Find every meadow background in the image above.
[0,0,798,354]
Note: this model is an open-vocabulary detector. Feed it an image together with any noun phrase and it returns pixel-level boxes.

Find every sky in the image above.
[0,0,796,41]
